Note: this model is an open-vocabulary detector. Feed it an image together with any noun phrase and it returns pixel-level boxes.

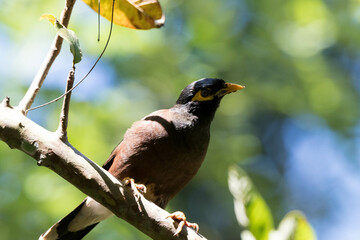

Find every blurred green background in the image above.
[1,0,360,239]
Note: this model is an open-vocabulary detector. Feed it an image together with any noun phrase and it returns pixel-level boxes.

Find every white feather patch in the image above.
[68,197,114,232]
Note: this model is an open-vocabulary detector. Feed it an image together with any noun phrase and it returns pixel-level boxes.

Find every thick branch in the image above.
[16,0,76,114]
[0,104,207,240]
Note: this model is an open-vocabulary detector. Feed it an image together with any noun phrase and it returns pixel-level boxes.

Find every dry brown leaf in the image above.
[82,0,165,30]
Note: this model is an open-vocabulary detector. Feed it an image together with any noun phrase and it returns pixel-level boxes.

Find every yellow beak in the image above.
[217,83,245,97]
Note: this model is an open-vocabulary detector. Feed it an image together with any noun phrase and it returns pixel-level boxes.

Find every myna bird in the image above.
[40,78,245,240]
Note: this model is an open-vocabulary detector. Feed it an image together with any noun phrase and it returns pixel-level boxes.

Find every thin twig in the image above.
[16,0,77,115]
[26,0,115,113]
[56,64,75,141]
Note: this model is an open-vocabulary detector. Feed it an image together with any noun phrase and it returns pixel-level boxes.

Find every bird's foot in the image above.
[123,177,146,213]
[166,211,199,236]
[123,177,147,198]
[123,177,147,194]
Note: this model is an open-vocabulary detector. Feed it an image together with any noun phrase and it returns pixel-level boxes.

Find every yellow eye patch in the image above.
[191,89,214,102]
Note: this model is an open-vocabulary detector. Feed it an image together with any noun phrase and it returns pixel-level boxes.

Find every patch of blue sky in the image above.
[283,115,360,240]
[43,52,117,102]
[0,24,13,81]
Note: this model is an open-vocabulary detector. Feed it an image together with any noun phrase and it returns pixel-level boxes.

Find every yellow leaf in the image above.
[40,14,56,25]
[82,0,165,30]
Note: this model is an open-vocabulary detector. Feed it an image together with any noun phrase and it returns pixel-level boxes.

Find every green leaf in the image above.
[269,211,317,240]
[228,165,274,240]
[82,0,165,29]
[56,26,82,64]
[41,14,82,64]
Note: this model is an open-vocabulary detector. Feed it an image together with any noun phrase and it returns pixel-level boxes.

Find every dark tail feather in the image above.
[40,201,98,240]
[57,223,98,240]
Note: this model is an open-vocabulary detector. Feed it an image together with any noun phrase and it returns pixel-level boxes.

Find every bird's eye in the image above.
[201,88,211,97]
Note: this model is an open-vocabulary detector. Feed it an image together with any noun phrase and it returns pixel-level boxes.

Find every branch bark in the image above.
[0,102,207,240]
[16,0,77,114]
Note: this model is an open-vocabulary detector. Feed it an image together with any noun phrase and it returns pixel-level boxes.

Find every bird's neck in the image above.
[175,101,219,126]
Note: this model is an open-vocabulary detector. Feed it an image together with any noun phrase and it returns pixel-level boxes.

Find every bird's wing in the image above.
[102,147,117,170]
[104,109,208,208]
[106,109,173,179]
[101,109,172,171]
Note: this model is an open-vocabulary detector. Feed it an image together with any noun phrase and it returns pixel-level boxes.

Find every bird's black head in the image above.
[176,78,244,118]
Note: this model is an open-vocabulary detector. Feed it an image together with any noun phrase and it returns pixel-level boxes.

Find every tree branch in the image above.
[16,0,77,114]
[56,65,75,141]
[0,103,207,240]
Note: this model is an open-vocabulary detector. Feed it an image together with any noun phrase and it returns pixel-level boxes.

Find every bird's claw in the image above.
[123,177,147,201]
[123,177,147,193]
[123,177,147,213]
[166,211,199,236]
